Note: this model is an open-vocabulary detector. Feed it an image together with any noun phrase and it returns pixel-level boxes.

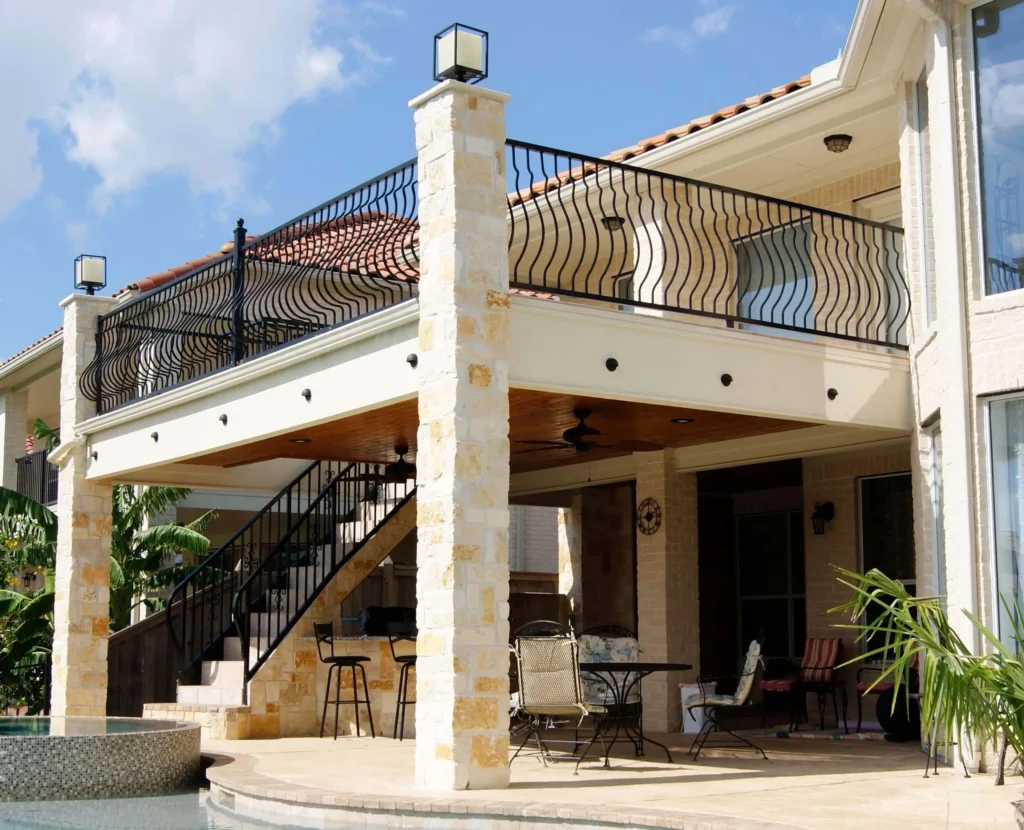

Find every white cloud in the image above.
[0,0,389,221]
[642,1,733,51]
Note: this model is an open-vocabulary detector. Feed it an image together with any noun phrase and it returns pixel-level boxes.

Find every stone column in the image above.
[0,389,29,490]
[411,80,512,791]
[634,450,699,733]
[50,294,117,717]
[557,495,583,628]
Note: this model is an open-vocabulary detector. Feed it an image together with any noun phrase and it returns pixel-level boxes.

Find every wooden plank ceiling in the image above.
[185,389,809,473]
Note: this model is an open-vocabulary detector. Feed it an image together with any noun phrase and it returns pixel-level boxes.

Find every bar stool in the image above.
[386,621,417,740]
[314,622,375,739]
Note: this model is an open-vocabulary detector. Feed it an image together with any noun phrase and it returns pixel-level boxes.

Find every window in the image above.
[735,223,815,336]
[614,274,635,312]
[736,511,805,659]
[915,71,937,323]
[989,394,1024,648]
[973,0,1024,295]
[860,472,916,657]
[928,425,947,603]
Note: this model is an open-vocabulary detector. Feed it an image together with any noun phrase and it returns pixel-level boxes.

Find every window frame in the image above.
[966,0,1024,298]
[984,389,1024,647]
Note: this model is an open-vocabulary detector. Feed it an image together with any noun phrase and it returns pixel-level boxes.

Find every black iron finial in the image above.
[406,354,418,368]
[827,388,839,400]
[301,388,312,402]
[605,358,619,372]
[721,373,733,387]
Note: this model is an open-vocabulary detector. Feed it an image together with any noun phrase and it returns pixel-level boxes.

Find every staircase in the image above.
[165,461,415,710]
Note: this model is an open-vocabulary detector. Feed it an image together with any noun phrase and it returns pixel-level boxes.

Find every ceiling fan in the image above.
[514,408,662,455]
[384,443,416,481]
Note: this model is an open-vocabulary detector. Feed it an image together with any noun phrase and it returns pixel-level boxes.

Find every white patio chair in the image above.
[682,638,767,760]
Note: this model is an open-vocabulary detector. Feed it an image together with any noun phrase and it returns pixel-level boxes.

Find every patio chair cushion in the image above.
[799,638,841,682]
[577,634,641,706]
[682,691,736,708]
[759,679,796,692]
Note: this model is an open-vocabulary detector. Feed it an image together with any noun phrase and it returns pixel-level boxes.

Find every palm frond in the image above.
[184,510,218,536]
[31,419,60,451]
[133,524,211,557]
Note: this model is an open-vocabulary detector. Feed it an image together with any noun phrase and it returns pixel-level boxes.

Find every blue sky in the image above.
[0,0,856,360]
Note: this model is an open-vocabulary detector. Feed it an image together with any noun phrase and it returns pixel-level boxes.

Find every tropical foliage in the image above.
[0,585,53,714]
[0,484,215,632]
[832,567,1023,780]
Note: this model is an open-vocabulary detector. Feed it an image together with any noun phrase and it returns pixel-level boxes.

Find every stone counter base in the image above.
[144,703,251,740]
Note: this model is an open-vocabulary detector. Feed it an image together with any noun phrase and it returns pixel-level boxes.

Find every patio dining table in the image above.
[578,661,692,768]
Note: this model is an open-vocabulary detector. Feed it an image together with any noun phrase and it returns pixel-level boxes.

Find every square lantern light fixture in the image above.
[74,254,107,295]
[434,23,488,84]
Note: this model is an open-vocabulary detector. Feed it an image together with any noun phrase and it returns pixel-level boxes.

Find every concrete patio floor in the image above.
[203,730,1021,830]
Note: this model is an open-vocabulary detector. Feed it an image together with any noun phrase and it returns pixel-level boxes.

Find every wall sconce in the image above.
[810,501,835,535]
[600,215,625,231]
[74,254,107,295]
[434,23,488,84]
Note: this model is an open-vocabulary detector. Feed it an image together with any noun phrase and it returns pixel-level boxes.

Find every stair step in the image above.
[201,660,245,688]
[223,637,242,661]
[177,684,245,706]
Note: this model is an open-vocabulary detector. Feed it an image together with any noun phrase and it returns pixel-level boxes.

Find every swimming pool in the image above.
[1,791,308,830]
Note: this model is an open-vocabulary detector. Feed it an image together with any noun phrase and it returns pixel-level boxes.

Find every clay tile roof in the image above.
[0,327,63,371]
[604,74,811,163]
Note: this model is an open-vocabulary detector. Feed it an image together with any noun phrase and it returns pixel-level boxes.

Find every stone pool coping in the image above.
[204,752,802,830]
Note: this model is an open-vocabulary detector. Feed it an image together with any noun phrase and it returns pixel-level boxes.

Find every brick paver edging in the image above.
[204,752,805,830]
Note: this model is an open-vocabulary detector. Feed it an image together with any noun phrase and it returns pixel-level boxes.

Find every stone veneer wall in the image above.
[0,720,200,801]
[143,703,251,741]
[243,497,417,738]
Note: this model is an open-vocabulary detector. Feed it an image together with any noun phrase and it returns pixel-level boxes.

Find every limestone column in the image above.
[0,389,30,490]
[634,450,699,732]
[557,495,583,628]
[411,80,512,791]
[50,294,117,717]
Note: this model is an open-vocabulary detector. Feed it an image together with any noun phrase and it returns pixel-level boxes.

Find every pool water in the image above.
[0,791,308,830]
[0,717,178,736]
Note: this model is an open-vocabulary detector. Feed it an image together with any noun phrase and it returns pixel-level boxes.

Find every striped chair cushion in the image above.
[799,638,841,682]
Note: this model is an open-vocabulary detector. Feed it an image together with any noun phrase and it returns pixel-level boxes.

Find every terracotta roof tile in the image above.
[604,74,811,163]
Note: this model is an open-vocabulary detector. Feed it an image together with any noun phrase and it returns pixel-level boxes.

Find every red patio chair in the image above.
[854,665,894,733]
[758,637,848,733]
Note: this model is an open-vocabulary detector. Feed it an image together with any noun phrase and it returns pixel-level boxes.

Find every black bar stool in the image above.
[386,621,417,740]
[314,622,375,739]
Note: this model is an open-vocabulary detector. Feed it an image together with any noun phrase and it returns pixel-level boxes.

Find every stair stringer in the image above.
[244,495,417,738]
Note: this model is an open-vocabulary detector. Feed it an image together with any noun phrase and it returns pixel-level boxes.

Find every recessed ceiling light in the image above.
[290,438,311,444]
[671,418,694,424]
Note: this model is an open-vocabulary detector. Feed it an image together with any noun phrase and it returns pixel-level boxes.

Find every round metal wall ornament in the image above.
[636,497,662,536]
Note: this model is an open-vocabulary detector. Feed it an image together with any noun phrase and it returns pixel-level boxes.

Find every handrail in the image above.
[505,137,909,348]
[232,461,416,682]
[165,459,344,674]
[80,157,419,414]
[15,450,59,507]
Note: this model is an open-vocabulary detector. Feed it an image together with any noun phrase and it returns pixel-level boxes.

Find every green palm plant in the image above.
[831,567,1024,783]
[0,580,54,714]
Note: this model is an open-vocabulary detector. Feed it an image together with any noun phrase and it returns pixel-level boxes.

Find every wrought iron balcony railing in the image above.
[80,158,419,414]
[80,138,909,415]
[15,450,59,507]
[506,139,909,348]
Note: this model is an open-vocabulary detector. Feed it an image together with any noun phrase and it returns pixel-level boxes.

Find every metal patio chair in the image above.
[683,637,767,760]
[510,628,605,772]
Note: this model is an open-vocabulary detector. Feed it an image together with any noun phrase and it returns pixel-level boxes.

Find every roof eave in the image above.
[0,331,63,388]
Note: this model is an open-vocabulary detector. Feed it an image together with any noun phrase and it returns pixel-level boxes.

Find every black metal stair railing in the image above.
[506,138,910,348]
[232,462,415,682]
[166,460,345,677]
[15,450,59,506]
[80,157,419,414]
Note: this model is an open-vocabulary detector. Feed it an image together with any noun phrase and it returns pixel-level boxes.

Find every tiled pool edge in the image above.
[204,753,803,830]
[0,719,201,801]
